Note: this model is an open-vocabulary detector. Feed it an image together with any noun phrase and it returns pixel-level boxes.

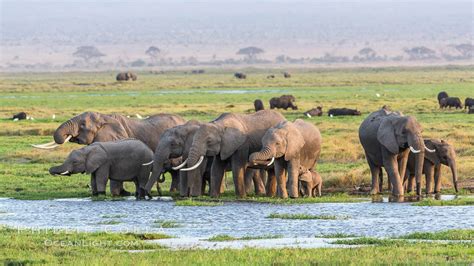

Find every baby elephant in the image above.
[49,139,154,199]
[298,168,322,197]
[328,108,361,117]
[304,106,323,117]
[464,97,474,110]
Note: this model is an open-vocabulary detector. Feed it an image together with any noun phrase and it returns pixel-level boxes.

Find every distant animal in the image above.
[12,112,27,121]
[192,69,205,74]
[269,95,298,110]
[283,72,291,78]
[464,97,474,110]
[254,99,264,112]
[116,72,137,81]
[49,139,154,199]
[234,72,246,79]
[304,107,323,117]
[439,97,462,109]
[437,91,449,104]
[267,75,275,79]
[299,168,322,197]
[328,108,361,117]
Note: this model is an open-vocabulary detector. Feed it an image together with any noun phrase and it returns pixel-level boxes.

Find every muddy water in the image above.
[0,196,472,240]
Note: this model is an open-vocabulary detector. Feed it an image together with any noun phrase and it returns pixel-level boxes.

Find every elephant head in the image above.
[378,115,425,194]
[145,121,201,193]
[49,144,106,176]
[181,123,246,171]
[425,139,458,192]
[33,112,127,149]
[249,121,305,165]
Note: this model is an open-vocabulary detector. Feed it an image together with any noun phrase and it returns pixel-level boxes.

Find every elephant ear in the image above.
[85,145,108,174]
[220,127,247,160]
[424,140,440,164]
[284,124,305,161]
[96,115,128,141]
[377,118,399,154]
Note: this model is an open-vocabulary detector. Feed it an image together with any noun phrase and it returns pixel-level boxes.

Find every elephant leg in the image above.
[425,164,434,194]
[169,170,180,192]
[378,170,384,192]
[202,170,210,195]
[90,174,98,196]
[210,157,226,197]
[231,152,247,198]
[189,162,207,197]
[397,149,409,186]
[367,158,381,195]
[317,183,322,197]
[266,169,277,197]
[244,169,255,195]
[407,174,415,193]
[179,171,189,197]
[94,165,110,195]
[382,152,404,197]
[287,159,300,198]
[274,161,288,198]
[253,169,266,196]
[110,180,122,197]
[433,164,442,193]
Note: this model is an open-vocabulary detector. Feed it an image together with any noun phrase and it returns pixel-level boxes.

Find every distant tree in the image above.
[454,43,473,59]
[237,46,265,62]
[145,46,161,63]
[403,46,437,60]
[73,46,105,63]
[358,47,377,60]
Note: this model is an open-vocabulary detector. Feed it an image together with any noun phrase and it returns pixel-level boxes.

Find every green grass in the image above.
[153,220,181,228]
[267,213,350,220]
[316,233,358,238]
[97,220,121,225]
[399,229,474,240]
[101,214,127,219]
[0,67,473,200]
[207,234,282,242]
[174,199,224,206]
[1,227,473,265]
[332,237,397,246]
[413,197,474,206]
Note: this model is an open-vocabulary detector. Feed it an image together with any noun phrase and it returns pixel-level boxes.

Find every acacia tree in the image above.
[403,46,437,60]
[73,46,105,63]
[237,46,264,62]
[145,46,161,63]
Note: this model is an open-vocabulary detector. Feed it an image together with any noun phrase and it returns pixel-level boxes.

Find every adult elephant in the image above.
[181,110,286,198]
[34,112,186,192]
[405,139,458,194]
[249,119,322,198]
[116,72,137,81]
[359,107,426,198]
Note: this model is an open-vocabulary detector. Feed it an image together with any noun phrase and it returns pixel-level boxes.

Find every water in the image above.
[0,196,472,240]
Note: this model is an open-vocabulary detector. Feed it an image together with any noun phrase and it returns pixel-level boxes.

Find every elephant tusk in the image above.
[180,156,204,171]
[64,135,72,143]
[142,160,154,166]
[306,113,312,118]
[425,146,436,153]
[267,157,275,166]
[409,146,421,153]
[172,159,188,170]
[60,171,70,175]
[32,135,71,149]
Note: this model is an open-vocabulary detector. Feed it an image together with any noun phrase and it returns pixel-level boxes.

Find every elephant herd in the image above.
[437,91,473,112]
[36,101,460,201]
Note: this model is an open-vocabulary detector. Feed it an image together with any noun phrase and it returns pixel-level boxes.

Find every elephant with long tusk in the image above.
[183,110,286,198]
[359,106,426,198]
[34,112,186,195]
[404,139,459,194]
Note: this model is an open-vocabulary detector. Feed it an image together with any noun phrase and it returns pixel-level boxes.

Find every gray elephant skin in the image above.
[405,139,458,194]
[182,110,286,198]
[49,139,154,199]
[249,119,322,198]
[45,112,185,193]
[116,72,137,81]
[359,107,426,197]
[299,169,322,197]
[439,97,462,109]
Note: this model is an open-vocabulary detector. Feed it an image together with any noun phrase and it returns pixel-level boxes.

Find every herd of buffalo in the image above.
[21,88,471,200]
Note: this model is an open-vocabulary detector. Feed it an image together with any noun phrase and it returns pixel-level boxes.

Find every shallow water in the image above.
[0,196,472,241]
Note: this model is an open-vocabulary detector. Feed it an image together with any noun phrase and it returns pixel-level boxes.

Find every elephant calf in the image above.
[299,168,322,197]
[269,95,298,110]
[464,97,474,110]
[49,139,154,199]
[304,106,323,117]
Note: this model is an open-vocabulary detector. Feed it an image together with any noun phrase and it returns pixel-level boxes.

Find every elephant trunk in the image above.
[186,145,205,170]
[144,149,169,193]
[49,164,71,176]
[409,134,425,195]
[54,118,78,144]
[249,146,275,164]
[448,159,459,193]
